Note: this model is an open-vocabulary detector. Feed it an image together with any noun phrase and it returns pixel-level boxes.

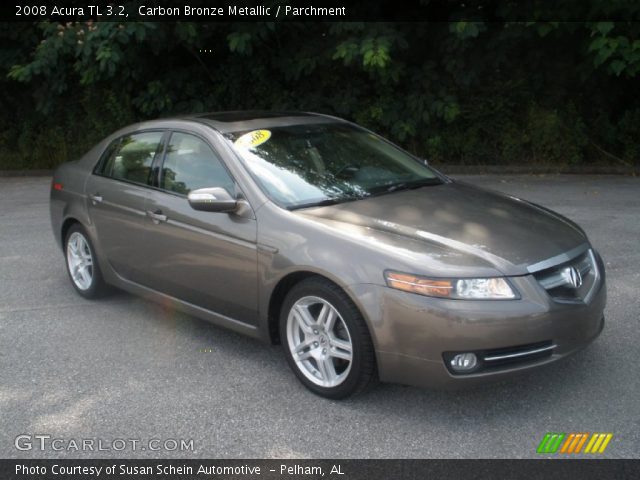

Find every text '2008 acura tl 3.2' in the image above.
[50,111,606,398]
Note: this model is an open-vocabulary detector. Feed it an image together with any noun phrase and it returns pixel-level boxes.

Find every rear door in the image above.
[142,131,259,325]
[85,130,166,283]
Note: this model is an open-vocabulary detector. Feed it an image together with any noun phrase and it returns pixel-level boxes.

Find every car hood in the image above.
[297,182,588,276]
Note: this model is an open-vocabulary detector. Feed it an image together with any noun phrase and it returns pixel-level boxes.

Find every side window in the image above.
[100,132,164,186]
[94,138,121,175]
[160,132,235,195]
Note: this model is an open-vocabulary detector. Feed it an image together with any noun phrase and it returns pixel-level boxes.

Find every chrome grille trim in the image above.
[582,249,600,304]
[526,243,590,274]
[484,344,557,362]
[533,248,600,304]
[537,256,592,290]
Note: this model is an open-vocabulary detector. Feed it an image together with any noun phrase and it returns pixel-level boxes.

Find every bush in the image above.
[1,20,638,170]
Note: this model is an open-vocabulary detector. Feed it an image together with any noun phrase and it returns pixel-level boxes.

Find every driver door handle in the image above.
[146,209,168,224]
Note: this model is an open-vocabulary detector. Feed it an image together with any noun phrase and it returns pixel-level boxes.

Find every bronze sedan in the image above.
[50,112,606,398]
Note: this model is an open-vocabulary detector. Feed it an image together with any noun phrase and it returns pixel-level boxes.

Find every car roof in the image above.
[182,110,343,134]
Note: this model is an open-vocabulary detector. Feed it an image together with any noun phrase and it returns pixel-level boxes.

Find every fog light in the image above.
[450,353,478,372]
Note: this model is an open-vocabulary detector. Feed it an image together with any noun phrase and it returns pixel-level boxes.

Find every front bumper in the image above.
[350,266,606,389]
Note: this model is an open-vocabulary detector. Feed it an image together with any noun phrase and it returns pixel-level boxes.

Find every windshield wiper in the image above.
[287,197,358,211]
[288,179,441,210]
[369,178,442,196]
[389,178,441,192]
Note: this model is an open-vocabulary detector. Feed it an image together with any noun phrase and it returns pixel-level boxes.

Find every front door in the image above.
[142,131,258,325]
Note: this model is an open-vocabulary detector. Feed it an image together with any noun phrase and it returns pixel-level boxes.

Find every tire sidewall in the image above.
[279,279,370,399]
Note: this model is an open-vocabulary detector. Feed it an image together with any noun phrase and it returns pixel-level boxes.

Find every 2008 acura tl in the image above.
[50,112,606,398]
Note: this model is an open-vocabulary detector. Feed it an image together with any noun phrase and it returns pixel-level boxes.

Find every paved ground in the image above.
[0,174,638,459]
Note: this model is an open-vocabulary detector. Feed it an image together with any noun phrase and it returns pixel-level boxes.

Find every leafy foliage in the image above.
[1,17,638,170]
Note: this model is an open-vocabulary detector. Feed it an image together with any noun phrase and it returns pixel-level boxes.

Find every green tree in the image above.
[2,11,638,170]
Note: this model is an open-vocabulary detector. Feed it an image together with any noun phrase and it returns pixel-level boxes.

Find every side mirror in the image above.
[188,187,238,213]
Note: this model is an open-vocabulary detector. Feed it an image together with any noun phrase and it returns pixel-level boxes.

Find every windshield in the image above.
[226,123,442,209]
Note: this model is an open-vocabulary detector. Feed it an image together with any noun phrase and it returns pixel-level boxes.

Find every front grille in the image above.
[533,249,599,303]
[443,340,555,375]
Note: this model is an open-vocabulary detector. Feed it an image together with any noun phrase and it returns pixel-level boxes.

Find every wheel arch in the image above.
[60,217,82,249]
[266,269,370,345]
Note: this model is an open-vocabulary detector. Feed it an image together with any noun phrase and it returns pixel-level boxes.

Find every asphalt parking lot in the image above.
[0,174,638,459]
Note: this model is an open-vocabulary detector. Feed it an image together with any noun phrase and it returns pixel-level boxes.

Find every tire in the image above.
[64,224,109,299]
[279,276,377,399]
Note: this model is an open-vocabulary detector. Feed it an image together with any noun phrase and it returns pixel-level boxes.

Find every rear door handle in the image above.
[146,210,168,224]
[89,194,103,205]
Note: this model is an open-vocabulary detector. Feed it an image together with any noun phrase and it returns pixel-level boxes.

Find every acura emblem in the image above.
[562,266,583,289]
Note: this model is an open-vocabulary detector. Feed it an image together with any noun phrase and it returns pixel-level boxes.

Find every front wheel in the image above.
[280,277,377,399]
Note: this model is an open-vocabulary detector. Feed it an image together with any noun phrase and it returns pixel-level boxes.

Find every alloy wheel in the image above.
[286,296,353,388]
[66,232,94,291]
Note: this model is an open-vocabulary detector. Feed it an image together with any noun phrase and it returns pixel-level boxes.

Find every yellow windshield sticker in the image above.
[234,129,271,148]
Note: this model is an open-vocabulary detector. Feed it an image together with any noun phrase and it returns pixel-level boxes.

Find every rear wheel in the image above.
[64,224,108,299]
[280,277,377,399]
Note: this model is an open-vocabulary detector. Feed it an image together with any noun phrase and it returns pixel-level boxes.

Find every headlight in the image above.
[385,271,518,300]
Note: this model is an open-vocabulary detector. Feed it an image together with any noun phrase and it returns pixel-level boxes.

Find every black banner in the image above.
[3,459,640,480]
[3,0,640,23]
